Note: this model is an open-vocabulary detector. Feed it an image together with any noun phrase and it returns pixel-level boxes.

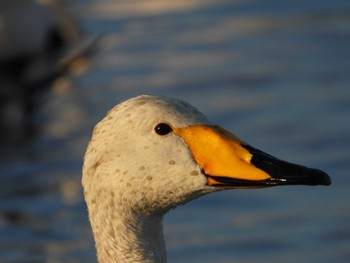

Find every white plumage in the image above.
[82,95,330,263]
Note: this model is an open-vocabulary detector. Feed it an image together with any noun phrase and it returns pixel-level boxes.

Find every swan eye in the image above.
[154,123,173,135]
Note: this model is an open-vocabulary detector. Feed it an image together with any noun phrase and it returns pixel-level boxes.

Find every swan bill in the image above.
[174,125,331,188]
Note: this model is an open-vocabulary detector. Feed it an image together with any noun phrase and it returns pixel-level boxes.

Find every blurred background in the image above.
[0,0,349,262]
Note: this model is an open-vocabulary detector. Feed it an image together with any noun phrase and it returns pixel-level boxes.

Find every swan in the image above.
[82,95,331,263]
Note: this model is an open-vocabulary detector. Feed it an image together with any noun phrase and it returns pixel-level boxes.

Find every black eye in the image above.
[154,123,173,135]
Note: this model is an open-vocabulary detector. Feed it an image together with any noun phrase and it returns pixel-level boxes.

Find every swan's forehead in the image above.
[108,95,211,129]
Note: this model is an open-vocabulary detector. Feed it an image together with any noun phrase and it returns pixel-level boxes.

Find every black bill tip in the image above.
[242,144,331,186]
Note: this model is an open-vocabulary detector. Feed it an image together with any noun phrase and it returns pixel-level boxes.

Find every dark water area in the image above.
[0,1,350,262]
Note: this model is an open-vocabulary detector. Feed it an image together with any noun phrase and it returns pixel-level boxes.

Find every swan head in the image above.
[82,95,330,262]
[82,95,331,216]
[83,95,214,215]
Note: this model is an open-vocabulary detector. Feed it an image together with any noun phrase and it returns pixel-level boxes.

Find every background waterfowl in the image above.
[0,0,96,142]
[83,95,330,263]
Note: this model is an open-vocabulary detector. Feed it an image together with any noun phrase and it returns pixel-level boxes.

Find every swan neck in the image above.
[91,206,167,263]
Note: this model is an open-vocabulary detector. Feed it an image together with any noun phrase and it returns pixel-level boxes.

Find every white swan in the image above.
[82,95,330,263]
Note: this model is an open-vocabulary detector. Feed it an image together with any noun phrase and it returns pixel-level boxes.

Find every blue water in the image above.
[1,1,350,262]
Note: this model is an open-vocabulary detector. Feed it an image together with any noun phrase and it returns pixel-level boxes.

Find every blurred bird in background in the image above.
[0,0,96,142]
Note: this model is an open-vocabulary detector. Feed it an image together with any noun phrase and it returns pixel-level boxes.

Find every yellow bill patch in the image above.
[173,125,271,182]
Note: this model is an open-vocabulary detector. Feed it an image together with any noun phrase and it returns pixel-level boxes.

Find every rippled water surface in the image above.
[1,1,350,262]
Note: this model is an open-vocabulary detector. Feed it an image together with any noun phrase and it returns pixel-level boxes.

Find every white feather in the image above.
[83,95,215,263]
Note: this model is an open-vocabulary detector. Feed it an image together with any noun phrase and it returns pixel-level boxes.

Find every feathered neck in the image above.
[86,189,167,263]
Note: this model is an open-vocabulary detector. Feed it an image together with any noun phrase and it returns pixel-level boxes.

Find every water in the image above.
[1,1,350,262]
